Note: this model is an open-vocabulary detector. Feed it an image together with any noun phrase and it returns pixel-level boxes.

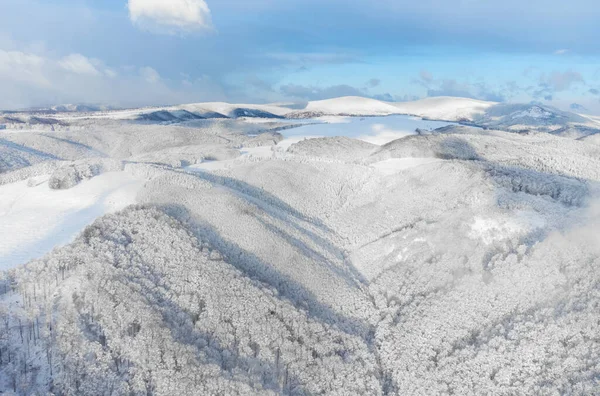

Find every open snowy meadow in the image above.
[0,96,599,394]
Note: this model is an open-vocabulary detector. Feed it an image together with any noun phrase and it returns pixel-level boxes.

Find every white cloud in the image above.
[127,0,213,33]
[0,49,50,87]
[59,54,101,76]
[140,66,161,83]
[554,49,570,55]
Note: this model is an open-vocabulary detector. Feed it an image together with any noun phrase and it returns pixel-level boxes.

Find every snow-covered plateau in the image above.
[1,96,600,395]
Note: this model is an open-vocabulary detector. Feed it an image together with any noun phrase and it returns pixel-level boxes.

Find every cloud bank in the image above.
[0,49,227,110]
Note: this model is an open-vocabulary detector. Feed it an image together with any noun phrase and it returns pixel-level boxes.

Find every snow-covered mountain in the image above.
[470,103,595,133]
[2,96,600,394]
[5,96,598,136]
[49,104,119,113]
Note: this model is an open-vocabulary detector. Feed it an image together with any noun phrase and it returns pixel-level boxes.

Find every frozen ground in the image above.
[0,97,600,395]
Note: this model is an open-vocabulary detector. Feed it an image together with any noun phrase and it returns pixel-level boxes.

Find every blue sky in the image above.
[1,0,600,113]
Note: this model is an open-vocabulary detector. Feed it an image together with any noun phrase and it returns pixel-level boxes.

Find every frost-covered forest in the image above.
[1,97,600,395]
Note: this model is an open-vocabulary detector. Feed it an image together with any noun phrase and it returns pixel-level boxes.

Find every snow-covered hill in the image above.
[1,108,600,394]
[4,96,599,137]
[294,96,402,117]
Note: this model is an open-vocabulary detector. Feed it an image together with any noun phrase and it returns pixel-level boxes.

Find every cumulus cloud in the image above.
[128,0,213,33]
